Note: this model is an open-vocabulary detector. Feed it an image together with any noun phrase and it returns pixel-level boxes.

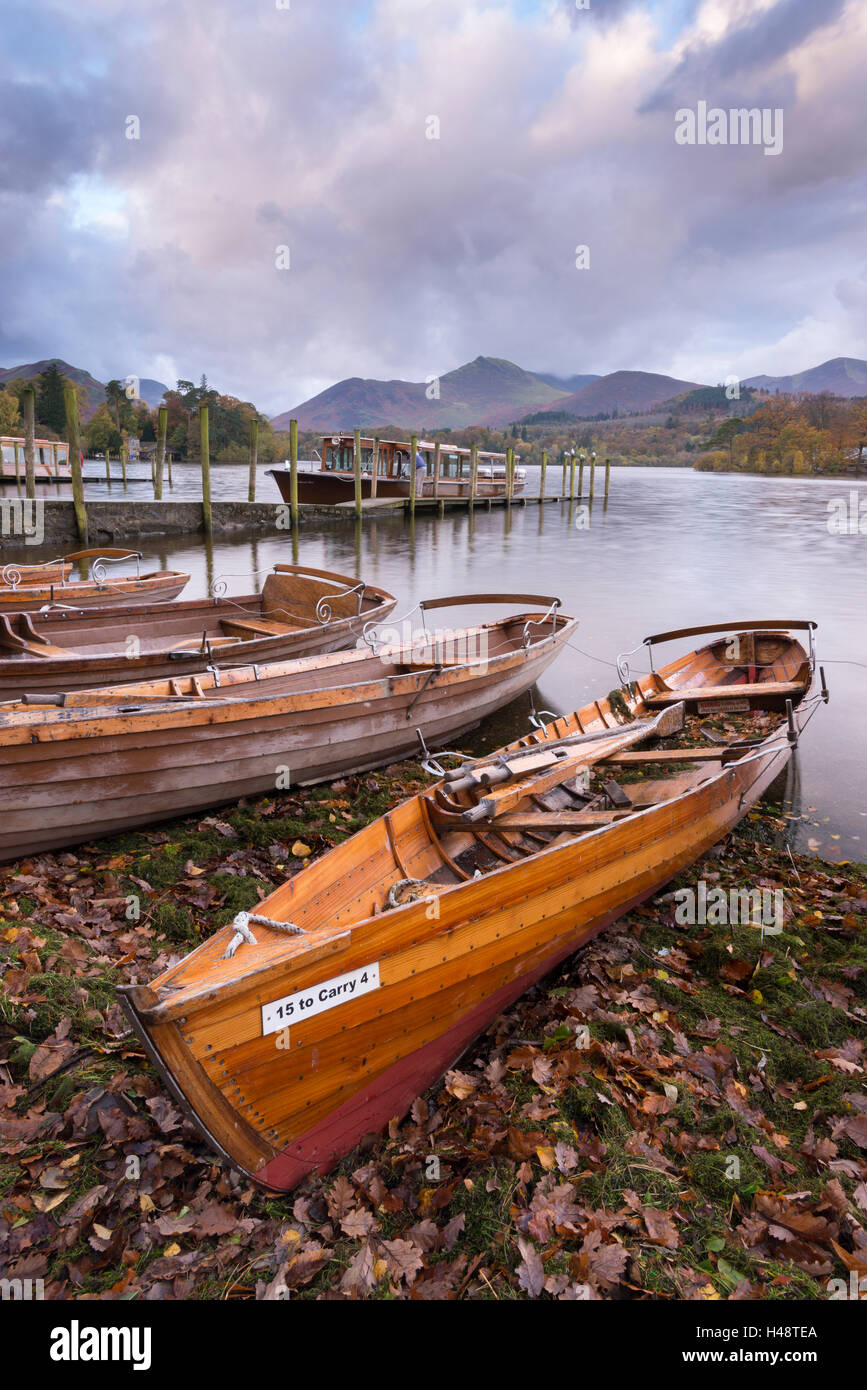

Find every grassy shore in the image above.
[1,768,864,1301]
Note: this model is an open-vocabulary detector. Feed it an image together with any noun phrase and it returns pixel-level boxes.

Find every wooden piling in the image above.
[433,441,441,499]
[371,436,379,499]
[120,434,128,486]
[470,443,478,507]
[13,442,22,498]
[155,406,167,500]
[561,453,567,498]
[569,452,576,500]
[604,456,611,499]
[63,385,88,544]
[589,454,596,499]
[353,428,363,519]
[289,418,299,527]
[410,433,418,516]
[578,455,584,497]
[52,442,59,477]
[540,449,547,499]
[22,386,36,500]
[248,418,259,503]
[200,404,212,534]
[506,446,515,505]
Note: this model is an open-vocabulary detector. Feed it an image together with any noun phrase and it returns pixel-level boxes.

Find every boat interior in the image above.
[0,564,394,662]
[135,623,820,1012]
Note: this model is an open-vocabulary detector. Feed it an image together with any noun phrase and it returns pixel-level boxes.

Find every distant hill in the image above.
[272,356,569,431]
[530,371,600,394]
[0,358,106,420]
[523,370,707,421]
[133,378,170,409]
[743,357,867,397]
[0,359,169,419]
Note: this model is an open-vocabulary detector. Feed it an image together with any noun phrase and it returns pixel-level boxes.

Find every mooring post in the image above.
[290,418,299,527]
[104,445,111,485]
[540,449,547,501]
[569,450,576,500]
[371,436,379,500]
[167,448,173,487]
[561,452,567,498]
[505,447,514,505]
[63,385,88,544]
[12,441,22,498]
[22,386,36,500]
[120,433,128,486]
[604,456,610,500]
[589,451,596,500]
[248,417,259,502]
[410,433,418,517]
[200,404,212,534]
[433,441,441,500]
[353,428,363,519]
[155,406,167,501]
[578,454,584,497]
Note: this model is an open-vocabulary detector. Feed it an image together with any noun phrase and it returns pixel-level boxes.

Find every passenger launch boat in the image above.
[0,562,396,699]
[0,550,189,612]
[119,620,823,1191]
[0,594,573,859]
[268,435,525,504]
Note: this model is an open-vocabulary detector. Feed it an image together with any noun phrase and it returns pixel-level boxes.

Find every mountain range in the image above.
[2,354,865,435]
[275,354,867,431]
[0,359,169,420]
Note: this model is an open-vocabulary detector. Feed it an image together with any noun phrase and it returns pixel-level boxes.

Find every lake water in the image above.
[3,464,865,860]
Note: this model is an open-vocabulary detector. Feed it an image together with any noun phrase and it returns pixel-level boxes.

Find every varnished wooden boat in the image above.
[0,563,396,699]
[0,595,574,859]
[268,434,526,504]
[0,550,189,612]
[118,620,823,1191]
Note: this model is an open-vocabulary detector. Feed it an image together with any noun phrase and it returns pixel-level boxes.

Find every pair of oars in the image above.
[454,702,686,824]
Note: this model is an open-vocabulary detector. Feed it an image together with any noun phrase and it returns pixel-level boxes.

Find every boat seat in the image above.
[0,613,71,659]
[218,617,299,640]
[645,680,804,706]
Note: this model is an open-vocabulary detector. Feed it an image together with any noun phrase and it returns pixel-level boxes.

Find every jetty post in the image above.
[52,442,59,477]
[371,436,379,499]
[433,441,441,499]
[155,406,167,500]
[508,446,516,504]
[578,452,585,497]
[409,433,418,517]
[200,403,212,534]
[120,433,128,486]
[561,451,567,498]
[353,429,363,519]
[589,450,596,500]
[569,448,576,500]
[248,417,259,502]
[470,443,478,507]
[104,446,111,485]
[63,385,88,544]
[289,418,299,526]
[12,441,22,498]
[540,449,547,499]
[22,386,36,500]
[604,456,611,501]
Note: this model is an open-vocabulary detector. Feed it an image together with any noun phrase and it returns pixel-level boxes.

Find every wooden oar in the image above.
[461,702,685,824]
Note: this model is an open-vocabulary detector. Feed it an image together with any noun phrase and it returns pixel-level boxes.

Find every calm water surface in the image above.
[5,465,865,860]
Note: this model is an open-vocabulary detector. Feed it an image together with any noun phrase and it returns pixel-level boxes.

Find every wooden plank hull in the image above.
[0,613,575,858]
[0,571,189,613]
[117,625,818,1192]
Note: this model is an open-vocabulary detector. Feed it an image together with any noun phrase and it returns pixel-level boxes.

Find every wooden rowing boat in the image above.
[0,549,189,612]
[0,562,397,698]
[0,594,574,859]
[118,620,823,1191]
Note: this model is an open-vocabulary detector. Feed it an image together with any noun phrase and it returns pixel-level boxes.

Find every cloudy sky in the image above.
[2,0,866,414]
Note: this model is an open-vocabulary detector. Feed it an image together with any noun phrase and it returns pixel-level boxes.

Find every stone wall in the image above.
[36,500,298,543]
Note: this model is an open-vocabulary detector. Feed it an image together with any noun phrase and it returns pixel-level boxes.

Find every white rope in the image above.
[221,909,305,959]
